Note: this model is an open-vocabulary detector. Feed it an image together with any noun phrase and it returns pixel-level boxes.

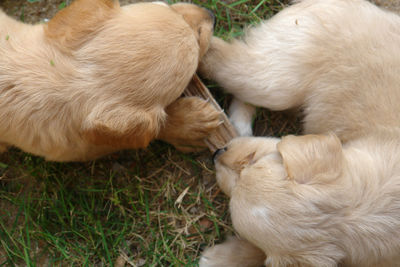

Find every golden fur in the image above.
[0,0,219,161]
[199,0,400,266]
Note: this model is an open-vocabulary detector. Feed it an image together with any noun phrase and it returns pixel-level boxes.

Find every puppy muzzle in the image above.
[212,147,227,162]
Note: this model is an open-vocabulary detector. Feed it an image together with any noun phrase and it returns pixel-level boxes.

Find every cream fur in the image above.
[199,0,400,266]
[0,0,219,161]
[228,98,255,136]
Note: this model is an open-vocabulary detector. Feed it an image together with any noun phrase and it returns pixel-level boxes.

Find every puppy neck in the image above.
[342,138,400,193]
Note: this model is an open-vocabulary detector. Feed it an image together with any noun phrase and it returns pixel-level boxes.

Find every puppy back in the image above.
[44,0,119,51]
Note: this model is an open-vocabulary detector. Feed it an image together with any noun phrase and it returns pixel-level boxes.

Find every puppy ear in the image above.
[45,0,118,50]
[82,105,165,149]
[277,134,343,184]
[234,151,256,170]
[170,3,213,59]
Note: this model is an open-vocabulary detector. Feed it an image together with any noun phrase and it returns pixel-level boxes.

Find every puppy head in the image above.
[277,134,343,184]
[215,134,343,196]
[171,3,215,59]
[214,137,280,196]
[45,0,214,60]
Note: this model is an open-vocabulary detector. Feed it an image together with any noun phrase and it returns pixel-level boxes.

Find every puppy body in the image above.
[200,0,400,265]
[205,135,400,267]
[201,0,400,140]
[0,0,218,161]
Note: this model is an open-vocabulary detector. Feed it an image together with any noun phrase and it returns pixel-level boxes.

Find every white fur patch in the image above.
[228,98,255,136]
[251,206,270,222]
[151,1,168,7]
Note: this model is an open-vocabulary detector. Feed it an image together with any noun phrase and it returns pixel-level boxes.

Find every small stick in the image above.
[184,75,238,153]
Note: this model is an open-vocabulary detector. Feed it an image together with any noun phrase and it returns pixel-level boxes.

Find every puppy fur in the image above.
[0,0,219,161]
[199,0,400,266]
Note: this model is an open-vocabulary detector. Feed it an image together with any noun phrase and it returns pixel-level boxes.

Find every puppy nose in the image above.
[212,147,227,162]
[205,8,216,29]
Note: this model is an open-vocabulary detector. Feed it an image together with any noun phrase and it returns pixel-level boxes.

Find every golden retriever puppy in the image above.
[0,0,220,161]
[199,0,400,266]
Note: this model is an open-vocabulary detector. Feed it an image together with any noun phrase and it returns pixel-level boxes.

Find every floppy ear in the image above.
[277,134,343,184]
[234,151,256,171]
[44,0,118,50]
[170,3,213,59]
[82,105,165,149]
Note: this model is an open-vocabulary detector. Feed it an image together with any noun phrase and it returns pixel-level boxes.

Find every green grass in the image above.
[1,145,232,266]
[0,0,292,266]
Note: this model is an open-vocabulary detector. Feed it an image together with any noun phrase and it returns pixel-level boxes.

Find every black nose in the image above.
[205,8,216,29]
[212,147,227,162]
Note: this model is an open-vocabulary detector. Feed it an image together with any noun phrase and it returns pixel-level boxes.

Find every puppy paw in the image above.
[228,98,255,136]
[158,97,222,152]
[200,236,266,267]
[231,120,253,137]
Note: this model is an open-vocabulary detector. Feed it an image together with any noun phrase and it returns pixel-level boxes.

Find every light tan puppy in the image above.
[199,0,400,266]
[0,0,220,161]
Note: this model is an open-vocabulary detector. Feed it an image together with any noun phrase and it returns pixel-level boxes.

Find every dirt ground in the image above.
[374,0,400,12]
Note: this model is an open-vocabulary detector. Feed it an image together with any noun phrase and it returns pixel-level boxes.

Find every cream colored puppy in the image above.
[199,0,400,266]
[0,0,219,161]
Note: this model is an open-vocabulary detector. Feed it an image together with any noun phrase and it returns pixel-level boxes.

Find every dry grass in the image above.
[0,0,300,266]
[1,145,233,265]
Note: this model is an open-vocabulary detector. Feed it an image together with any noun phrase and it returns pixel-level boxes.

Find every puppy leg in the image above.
[82,105,163,149]
[199,236,266,267]
[199,36,307,111]
[228,98,255,136]
[158,97,221,152]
